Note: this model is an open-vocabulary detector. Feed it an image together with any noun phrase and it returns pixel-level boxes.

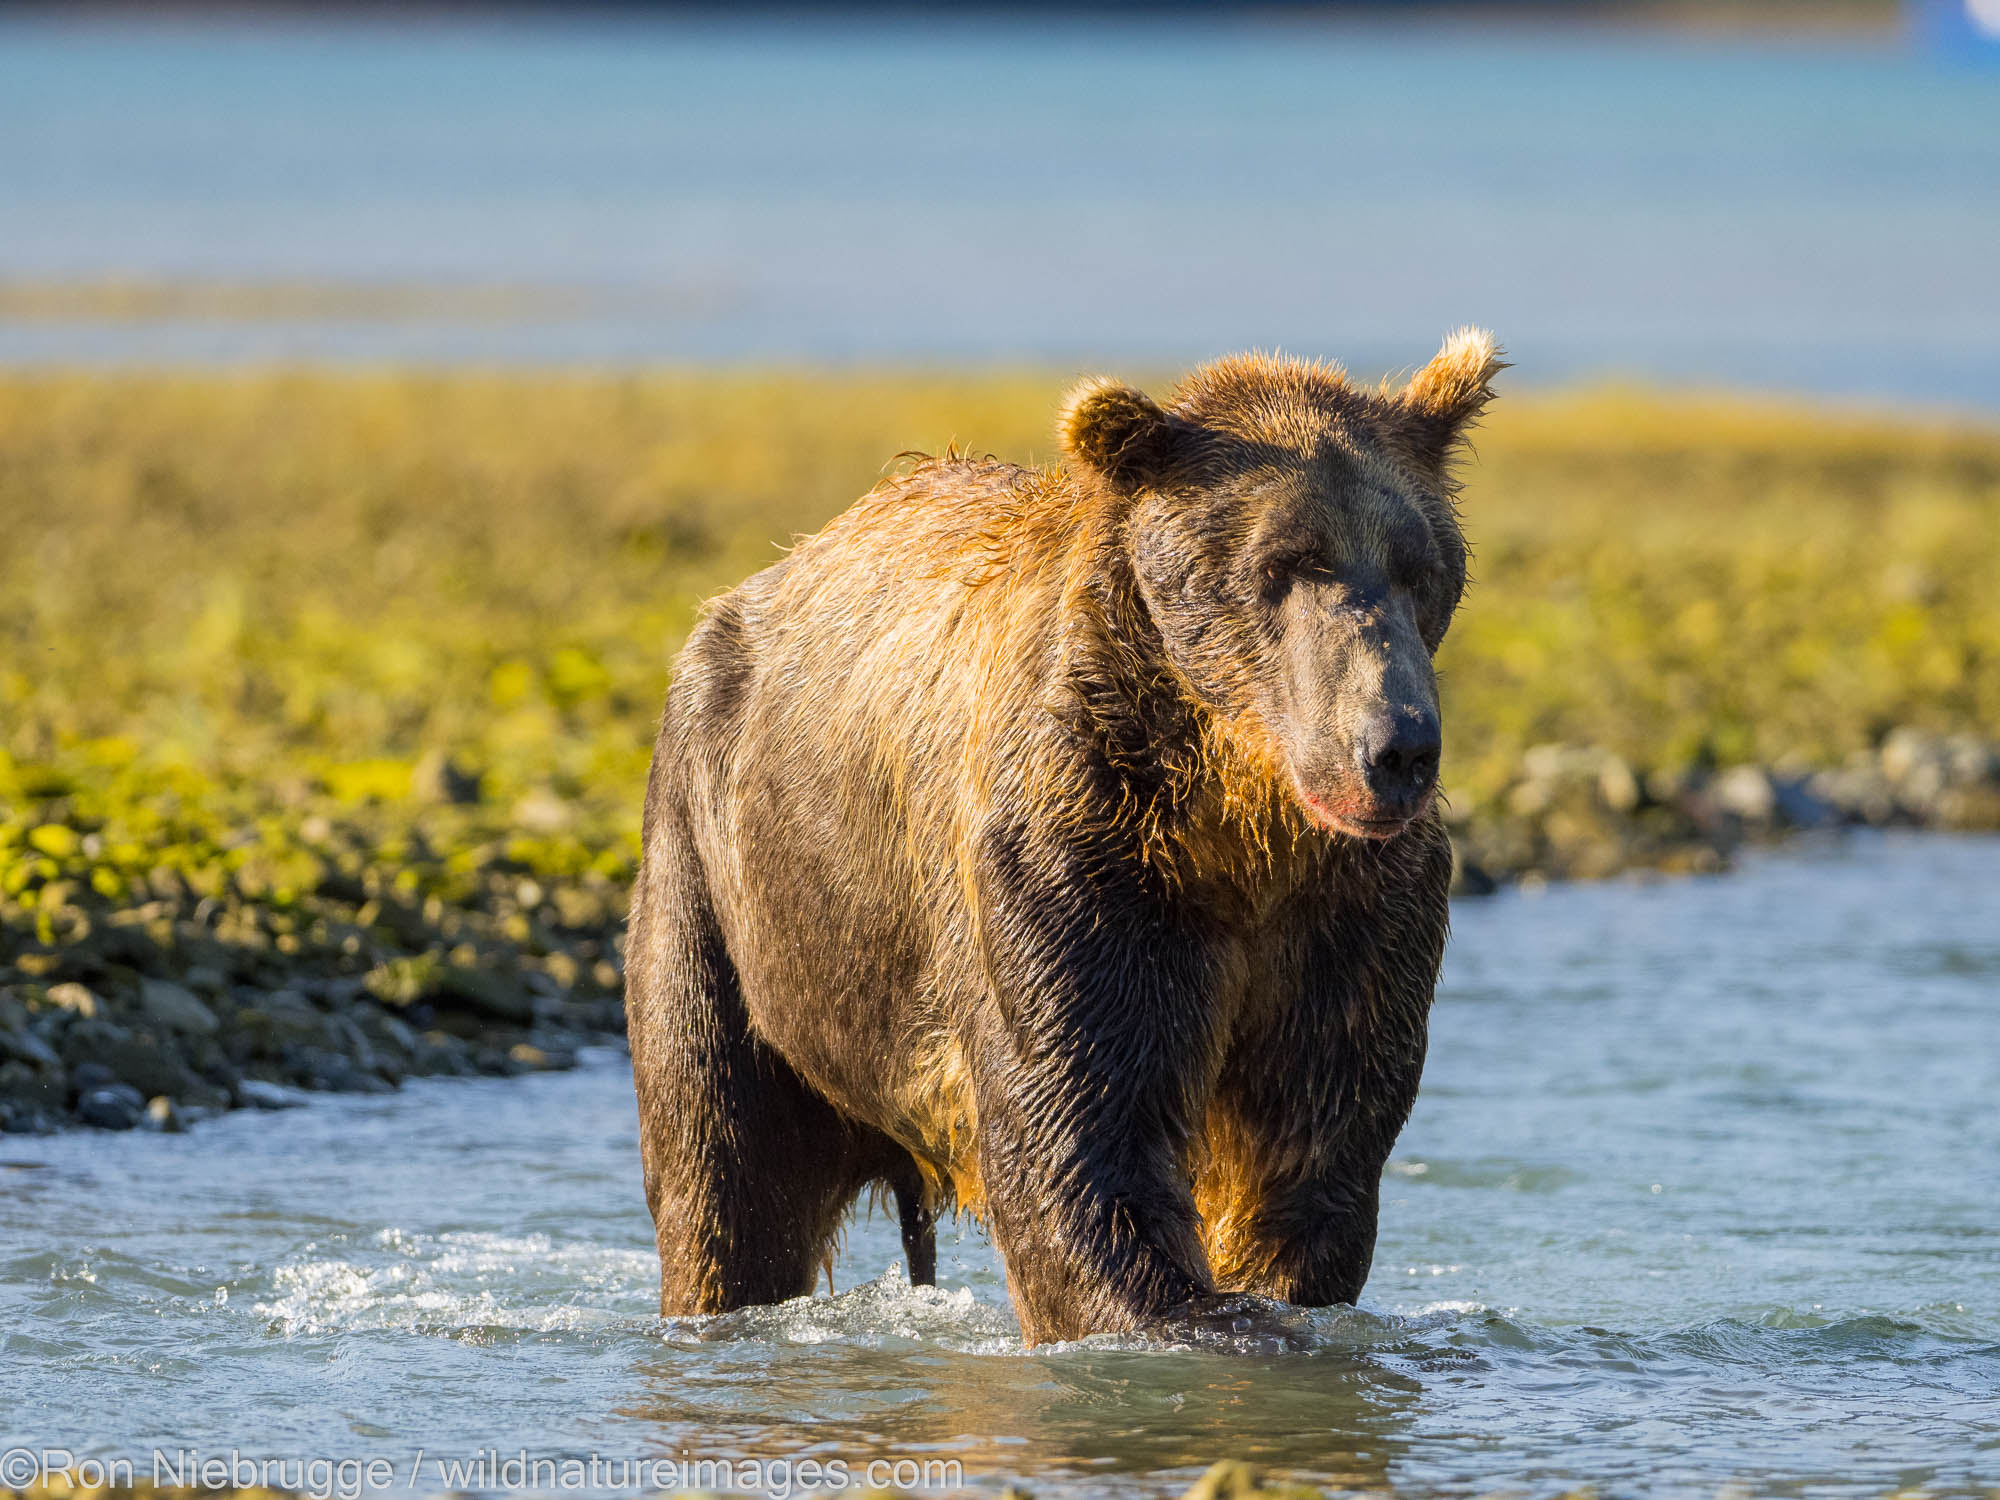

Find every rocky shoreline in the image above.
[0,816,630,1134]
[1446,726,2000,892]
[4,727,1996,1135]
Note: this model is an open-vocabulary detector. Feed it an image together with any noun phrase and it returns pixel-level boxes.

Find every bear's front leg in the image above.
[1197,825,1450,1307]
[971,820,1229,1344]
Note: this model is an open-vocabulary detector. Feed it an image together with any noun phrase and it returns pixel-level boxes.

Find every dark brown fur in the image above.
[627,334,1503,1343]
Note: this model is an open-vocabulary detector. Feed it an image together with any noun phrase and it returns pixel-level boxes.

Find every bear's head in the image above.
[1061,332,1502,841]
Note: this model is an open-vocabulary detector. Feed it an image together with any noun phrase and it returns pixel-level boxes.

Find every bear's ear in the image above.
[1391,327,1506,468]
[1060,377,1179,488]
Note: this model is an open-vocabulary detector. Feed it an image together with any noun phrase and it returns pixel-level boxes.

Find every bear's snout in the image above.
[1356,707,1441,821]
[1288,705,1440,839]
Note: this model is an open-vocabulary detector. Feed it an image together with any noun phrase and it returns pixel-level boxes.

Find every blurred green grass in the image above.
[2,369,1996,937]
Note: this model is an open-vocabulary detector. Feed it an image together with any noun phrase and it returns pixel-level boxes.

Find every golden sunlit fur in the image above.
[629,338,1499,1341]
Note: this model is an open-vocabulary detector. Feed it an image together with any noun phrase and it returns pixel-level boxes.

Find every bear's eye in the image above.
[1266,552,1328,581]
[1259,550,1331,602]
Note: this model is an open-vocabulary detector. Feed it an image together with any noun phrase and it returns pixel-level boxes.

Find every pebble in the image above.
[235,1079,306,1111]
[0,1059,65,1118]
[1712,765,1777,823]
[139,978,220,1037]
[76,1083,146,1131]
[0,1025,61,1071]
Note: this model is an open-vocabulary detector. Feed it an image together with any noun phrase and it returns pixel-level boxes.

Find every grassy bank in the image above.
[2,369,1997,1124]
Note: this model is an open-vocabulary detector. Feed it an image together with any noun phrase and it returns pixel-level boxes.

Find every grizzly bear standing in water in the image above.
[627,332,1503,1344]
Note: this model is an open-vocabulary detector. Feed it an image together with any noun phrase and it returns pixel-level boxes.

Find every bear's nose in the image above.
[1357,711,1441,806]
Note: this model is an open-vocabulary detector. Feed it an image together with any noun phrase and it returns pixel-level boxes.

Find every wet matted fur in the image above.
[627,333,1503,1343]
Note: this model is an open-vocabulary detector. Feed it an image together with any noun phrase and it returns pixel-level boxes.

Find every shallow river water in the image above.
[3,834,1997,1498]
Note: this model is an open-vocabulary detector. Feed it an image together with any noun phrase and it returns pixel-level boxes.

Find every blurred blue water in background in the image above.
[2,12,1997,404]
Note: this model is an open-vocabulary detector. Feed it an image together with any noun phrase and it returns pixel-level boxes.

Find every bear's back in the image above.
[666,455,1080,915]
[699,455,1072,777]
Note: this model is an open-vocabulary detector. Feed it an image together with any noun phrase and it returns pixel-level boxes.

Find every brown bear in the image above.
[627,332,1502,1344]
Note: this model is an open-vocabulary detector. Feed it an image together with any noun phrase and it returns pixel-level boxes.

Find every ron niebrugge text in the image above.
[4,1447,966,1497]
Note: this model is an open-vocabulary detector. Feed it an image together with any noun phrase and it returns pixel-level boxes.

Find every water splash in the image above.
[656,1266,1021,1354]
[252,1229,657,1340]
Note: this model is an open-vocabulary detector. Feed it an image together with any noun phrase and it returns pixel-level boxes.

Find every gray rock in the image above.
[476,1047,524,1076]
[0,1024,60,1071]
[1810,763,1899,825]
[95,1032,195,1104]
[354,1006,419,1058]
[318,976,370,1008]
[59,1016,132,1070]
[140,978,219,1037]
[430,966,536,1024]
[177,1079,233,1113]
[77,1083,146,1130]
[229,988,332,1057]
[412,1033,476,1077]
[1875,728,1999,816]
[325,1013,379,1076]
[0,1059,65,1114]
[235,1079,305,1111]
[293,1046,396,1095]
[26,1008,71,1051]
[1508,743,1622,817]
[1900,766,1949,814]
[181,965,229,996]
[69,1060,116,1095]
[2,1101,54,1133]
[261,986,325,1018]
[1713,765,1777,824]
[1943,733,1999,787]
[1879,726,1941,786]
